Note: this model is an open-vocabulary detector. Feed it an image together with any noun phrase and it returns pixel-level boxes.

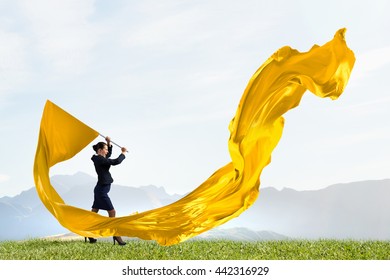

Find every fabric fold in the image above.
[33,29,355,245]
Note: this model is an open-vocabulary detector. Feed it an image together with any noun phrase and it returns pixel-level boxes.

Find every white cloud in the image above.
[0,174,10,183]
[119,0,280,54]
[121,5,208,51]
[351,46,390,82]
[339,96,390,118]
[18,0,99,75]
[0,29,29,96]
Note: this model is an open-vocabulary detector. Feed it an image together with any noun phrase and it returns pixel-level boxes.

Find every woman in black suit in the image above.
[86,136,127,245]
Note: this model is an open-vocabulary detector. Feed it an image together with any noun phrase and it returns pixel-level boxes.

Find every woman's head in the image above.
[93,142,109,157]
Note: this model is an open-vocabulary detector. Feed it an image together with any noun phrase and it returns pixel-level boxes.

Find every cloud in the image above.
[0,29,29,96]
[119,0,280,54]
[340,96,390,118]
[0,174,10,183]
[351,46,390,82]
[17,0,100,75]
[119,3,218,53]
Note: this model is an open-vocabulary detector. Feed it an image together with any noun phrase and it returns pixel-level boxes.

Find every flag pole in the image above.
[99,133,129,153]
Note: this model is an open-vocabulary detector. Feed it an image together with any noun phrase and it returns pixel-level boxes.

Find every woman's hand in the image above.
[105,136,111,146]
[121,147,128,154]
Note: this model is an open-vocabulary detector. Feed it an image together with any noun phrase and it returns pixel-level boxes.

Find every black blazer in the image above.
[91,145,125,185]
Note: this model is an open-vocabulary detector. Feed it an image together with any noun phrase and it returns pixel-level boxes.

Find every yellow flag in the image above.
[33,101,99,219]
[33,28,355,245]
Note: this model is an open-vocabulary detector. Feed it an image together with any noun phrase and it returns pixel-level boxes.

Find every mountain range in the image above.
[0,172,389,241]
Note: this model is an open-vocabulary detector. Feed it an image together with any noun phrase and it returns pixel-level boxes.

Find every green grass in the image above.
[1,239,389,260]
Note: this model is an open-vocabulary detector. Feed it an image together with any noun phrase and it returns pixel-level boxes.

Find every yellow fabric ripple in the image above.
[33,29,355,245]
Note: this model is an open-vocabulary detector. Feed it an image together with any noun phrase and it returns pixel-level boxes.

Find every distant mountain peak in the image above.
[1,175,389,241]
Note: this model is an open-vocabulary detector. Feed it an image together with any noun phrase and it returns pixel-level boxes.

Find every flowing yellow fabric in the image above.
[33,29,355,245]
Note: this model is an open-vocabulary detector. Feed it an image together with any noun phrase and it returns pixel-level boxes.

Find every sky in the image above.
[0,0,389,197]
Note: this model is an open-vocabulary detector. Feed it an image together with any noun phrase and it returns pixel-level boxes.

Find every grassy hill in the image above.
[1,239,389,260]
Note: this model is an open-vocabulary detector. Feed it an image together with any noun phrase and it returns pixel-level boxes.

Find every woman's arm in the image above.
[105,136,112,158]
[93,153,125,166]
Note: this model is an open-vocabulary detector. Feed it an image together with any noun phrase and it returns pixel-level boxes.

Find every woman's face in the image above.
[98,145,109,157]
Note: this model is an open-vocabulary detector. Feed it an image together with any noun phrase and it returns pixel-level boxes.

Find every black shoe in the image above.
[84,237,97,243]
[113,236,126,246]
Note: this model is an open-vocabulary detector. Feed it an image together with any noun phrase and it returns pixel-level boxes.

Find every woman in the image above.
[86,136,128,245]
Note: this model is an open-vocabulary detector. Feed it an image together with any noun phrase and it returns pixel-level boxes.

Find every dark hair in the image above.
[93,142,107,153]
